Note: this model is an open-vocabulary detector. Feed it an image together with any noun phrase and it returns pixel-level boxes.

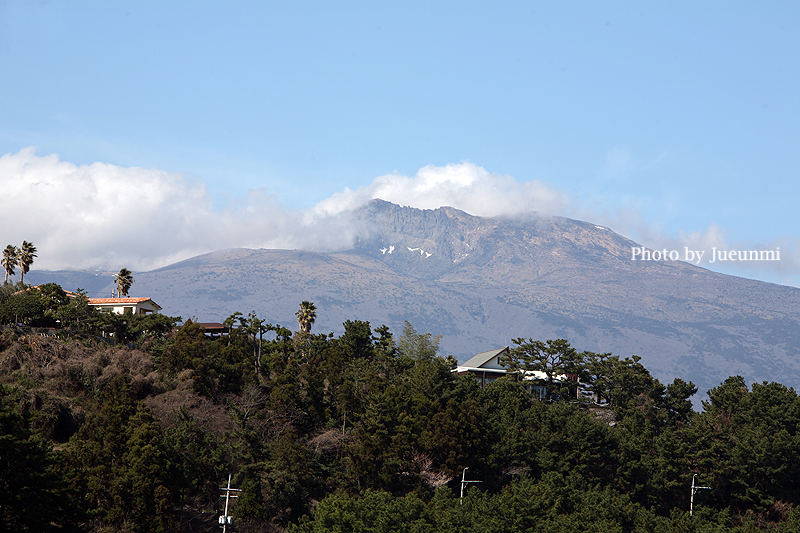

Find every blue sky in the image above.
[1,1,798,286]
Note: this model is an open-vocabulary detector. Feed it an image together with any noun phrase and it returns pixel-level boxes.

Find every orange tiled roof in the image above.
[88,297,162,309]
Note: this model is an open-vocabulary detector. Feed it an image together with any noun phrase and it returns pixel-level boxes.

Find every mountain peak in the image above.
[28,200,800,402]
[352,200,640,281]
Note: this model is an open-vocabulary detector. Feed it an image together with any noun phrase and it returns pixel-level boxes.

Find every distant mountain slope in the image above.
[28,199,800,400]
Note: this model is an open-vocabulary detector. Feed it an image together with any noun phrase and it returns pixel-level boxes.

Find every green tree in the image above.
[31,283,69,311]
[127,312,181,342]
[55,288,96,331]
[0,291,44,325]
[60,378,179,532]
[0,385,80,531]
[588,353,661,410]
[84,308,177,346]
[17,241,36,285]
[692,377,800,514]
[397,321,441,361]
[114,267,134,297]
[222,311,243,346]
[1,245,17,285]
[244,311,271,381]
[296,300,317,333]
[27,283,70,327]
[341,319,375,360]
[509,338,585,401]
[373,324,397,361]
[93,311,133,343]
[163,408,227,508]
[289,489,432,533]
[662,378,698,426]
[122,407,177,532]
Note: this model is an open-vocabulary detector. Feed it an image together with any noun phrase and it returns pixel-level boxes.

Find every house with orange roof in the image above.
[88,297,162,316]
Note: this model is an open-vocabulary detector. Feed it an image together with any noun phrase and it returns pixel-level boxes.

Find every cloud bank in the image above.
[311,163,570,218]
[0,148,359,271]
[1,148,796,287]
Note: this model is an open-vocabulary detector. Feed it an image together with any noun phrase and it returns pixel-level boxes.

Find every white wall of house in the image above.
[88,298,161,316]
[481,354,507,370]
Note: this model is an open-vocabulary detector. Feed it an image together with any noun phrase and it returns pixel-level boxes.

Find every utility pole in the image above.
[459,467,481,505]
[690,474,711,516]
[219,473,243,532]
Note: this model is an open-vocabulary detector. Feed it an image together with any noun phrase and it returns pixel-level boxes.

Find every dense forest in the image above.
[2,282,800,532]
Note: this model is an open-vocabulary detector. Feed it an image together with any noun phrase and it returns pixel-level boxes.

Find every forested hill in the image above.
[2,302,800,532]
[28,200,800,402]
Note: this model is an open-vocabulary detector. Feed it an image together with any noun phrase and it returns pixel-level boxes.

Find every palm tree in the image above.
[295,301,317,333]
[2,245,17,284]
[114,268,134,297]
[17,241,36,284]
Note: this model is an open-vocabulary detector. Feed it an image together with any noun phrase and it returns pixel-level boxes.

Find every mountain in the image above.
[28,199,800,400]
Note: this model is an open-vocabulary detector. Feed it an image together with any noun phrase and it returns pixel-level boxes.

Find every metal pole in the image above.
[223,473,232,533]
[460,468,467,503]
[219,473,243,532]
[690,474,711,516]
[459,467,481,505]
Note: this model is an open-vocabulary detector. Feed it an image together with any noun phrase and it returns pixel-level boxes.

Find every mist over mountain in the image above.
[29,199,800,400]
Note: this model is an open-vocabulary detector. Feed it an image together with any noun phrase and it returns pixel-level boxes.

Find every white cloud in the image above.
[3,153,569,272]
[311,162,570,218]
[0,148,356,271]
[2,148,796,287]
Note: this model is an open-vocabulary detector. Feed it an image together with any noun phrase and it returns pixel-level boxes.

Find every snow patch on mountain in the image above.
[407,247,432,258]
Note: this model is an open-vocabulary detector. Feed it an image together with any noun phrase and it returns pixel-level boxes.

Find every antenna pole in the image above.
[459,467,482,505]
[690,474,711,516]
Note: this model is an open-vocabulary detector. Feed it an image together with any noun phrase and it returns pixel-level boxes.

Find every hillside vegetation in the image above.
[1,284,800,532]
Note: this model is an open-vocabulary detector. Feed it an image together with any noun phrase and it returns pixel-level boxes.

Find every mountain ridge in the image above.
[27,200,800,400]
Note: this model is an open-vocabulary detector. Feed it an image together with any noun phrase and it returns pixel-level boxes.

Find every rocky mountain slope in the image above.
[29,199,800,399]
